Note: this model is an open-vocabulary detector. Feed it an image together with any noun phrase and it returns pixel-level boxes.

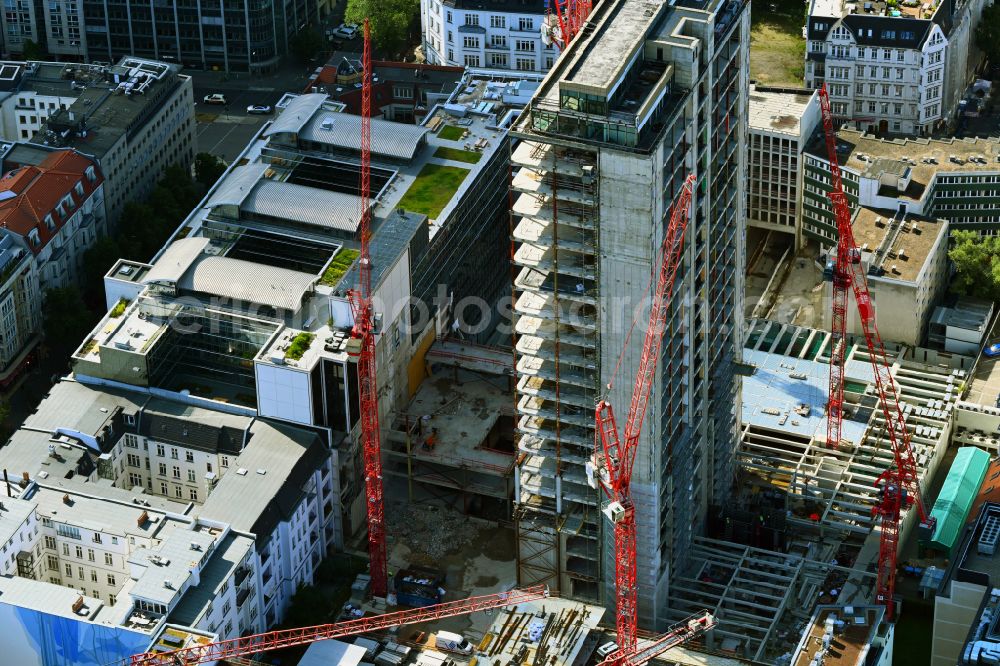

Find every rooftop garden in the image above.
[109,298,129,318]
[437,125,466,141]
[320,248,360,288]
[398,164,470,220]
[285,332,315,361]
[433,146,482,164]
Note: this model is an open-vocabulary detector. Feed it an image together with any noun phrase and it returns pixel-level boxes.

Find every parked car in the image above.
[246,105,273,114]
[331,23,359,39]
[985,342,1000,358]
[203,93,227,105]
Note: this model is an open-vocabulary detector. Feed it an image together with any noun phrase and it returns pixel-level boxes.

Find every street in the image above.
[185,63,318,163]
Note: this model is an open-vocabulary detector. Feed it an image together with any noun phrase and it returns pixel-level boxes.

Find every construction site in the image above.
[4,0,996,664]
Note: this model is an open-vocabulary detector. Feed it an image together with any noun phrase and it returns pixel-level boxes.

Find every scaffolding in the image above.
[510,137,602,602]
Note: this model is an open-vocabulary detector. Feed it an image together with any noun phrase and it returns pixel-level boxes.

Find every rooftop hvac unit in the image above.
[898,247,907,259]
[979,515,1000,555]
[891,264,899,274]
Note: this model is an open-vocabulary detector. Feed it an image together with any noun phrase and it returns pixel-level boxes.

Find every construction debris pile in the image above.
[386,502,478,562]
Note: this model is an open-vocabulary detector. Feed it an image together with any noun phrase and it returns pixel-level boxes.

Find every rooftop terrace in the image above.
[792,607,883,666]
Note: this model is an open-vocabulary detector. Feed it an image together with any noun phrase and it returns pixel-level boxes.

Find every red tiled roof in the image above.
[0,150,103,254]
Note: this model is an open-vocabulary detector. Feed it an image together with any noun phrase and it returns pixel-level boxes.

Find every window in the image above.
[127,454,140,468]
[516,58,534,71]
[109,594,116,605]
[515,39,533,52]
[47,555,58,570]
[464,55,480,66]
[187,469,196,483]
[189,488,198,501]
[74,181,83,197]
[104,553,113,566]
[158,463,166,476]
[447,30,452,43]
[111,537,117,545]
[490,15,505,28]
[87,549,95,562]
[893,103,902,114]
[446,10,452,22]
[896,67,903,80]
[107,574,116,586]
[128,472,142,487]
[490,34,507,48]
[90,570,98,582]
[518,17,532,30]
[170,448,178,460]
[65,563,72,577]
[75,546,83,558]
[155,444,164,457]
[78,566,84,579]
[159,482,168,495]
[393,85,413,99]
[44,536,55,550]
[185,451,194,463]
[172,466,180,479]
[62,544,69,556]
[124,435,137,449]
[206,463,213,473]
[465,13,479,25]
[221,456,229,468]
[462,36,479,48]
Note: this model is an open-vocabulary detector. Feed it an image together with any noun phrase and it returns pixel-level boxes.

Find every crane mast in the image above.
[348,18,389,599]
[546,0,591,48]
[817,85,933,619]
[593,175,695,660]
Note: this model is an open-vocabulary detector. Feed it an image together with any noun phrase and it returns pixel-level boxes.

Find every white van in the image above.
[434,631,473,655]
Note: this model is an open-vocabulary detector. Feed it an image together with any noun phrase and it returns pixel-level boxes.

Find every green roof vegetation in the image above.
[433,146,482,164]
[320,249,360,287]
[437,125,466,141]
[109,298,129,318]
[285,332,315,361]
[398,164,469,220]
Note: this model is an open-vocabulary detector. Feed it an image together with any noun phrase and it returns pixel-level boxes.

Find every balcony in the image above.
[236,586,254,608]
[234,566,251,587]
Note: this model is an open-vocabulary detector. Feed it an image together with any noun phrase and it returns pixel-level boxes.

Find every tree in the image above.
[345,0,419,57]
[43,286,94,345]
[290,28,325,63]
[976,2,1000,69]
[194,153,227,189]
[948,230,1000,301]
[22,39,43,60]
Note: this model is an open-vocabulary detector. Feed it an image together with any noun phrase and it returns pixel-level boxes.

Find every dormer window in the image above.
[28,229,39,246]
[85,165,95,182]
[63,194,74,211]
[74,181,83,197]
[43,214,54,231]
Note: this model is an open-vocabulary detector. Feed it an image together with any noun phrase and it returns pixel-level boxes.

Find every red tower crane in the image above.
[592,174,697,662]
[817,84,934,619]
[347,18,388,599]
[544,0,591,48]
[126,586,711,666]
[126,586,549,665]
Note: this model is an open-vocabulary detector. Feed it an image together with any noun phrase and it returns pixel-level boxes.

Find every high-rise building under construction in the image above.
[510,0,749,628]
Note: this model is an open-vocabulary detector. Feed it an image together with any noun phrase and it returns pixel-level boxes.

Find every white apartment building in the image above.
[420,0,556,72]
[0,378,339,662]
[33,57,195,225]
[0,232,40,388]
[748,84,821,248]
[805,0,989,136]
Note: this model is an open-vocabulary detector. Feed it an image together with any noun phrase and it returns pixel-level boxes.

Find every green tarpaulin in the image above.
[929,447,990,553]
